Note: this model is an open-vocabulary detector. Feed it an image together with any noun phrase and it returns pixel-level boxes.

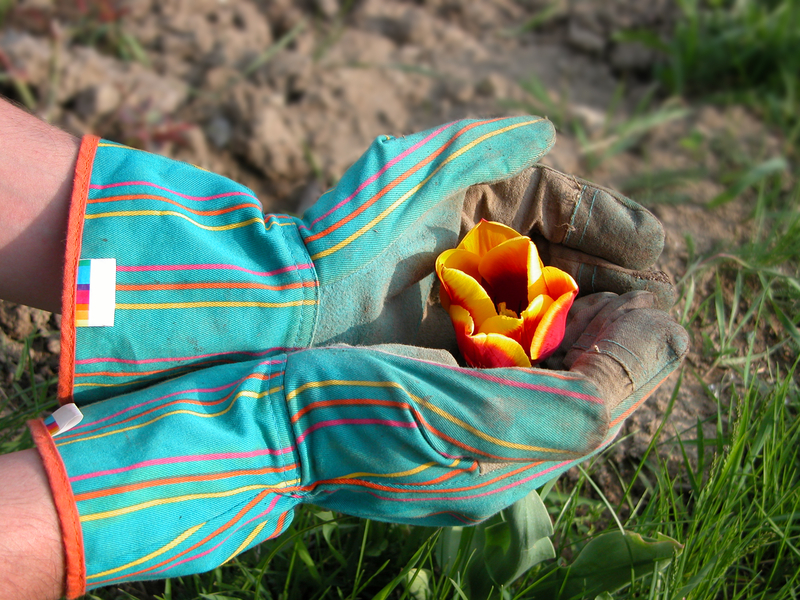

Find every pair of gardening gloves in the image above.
[32,116,688,598]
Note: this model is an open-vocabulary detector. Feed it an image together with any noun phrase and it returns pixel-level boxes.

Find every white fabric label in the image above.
[76,258,116,327]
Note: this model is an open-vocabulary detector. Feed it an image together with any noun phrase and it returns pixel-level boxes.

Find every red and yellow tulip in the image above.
[435,220,578,368]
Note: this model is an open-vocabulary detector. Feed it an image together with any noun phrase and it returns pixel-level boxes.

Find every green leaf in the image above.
[437,491,556,600]
[402,568,432,600]
[525,530,682,599]
[483,490,556,587]
[292,539,321,583]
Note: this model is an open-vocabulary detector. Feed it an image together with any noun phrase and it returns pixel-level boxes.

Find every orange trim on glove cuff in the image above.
[58,135,100,405]
[29,418,86,599]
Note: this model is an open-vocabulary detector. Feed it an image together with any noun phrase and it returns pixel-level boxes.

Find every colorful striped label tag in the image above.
[76,258,117,327]
[44,403,84,437]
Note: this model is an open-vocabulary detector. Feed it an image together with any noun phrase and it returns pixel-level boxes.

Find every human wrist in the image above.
[0,98,80,312]
[0,448,66,600]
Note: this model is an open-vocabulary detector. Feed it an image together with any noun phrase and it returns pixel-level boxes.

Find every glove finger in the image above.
[532,236,676,309]
[461,164,664,271]
[301,116,555,284]
[565,292,689,413]
[544,292,619,370]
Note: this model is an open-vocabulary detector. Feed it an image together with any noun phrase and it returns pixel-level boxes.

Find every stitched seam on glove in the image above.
[278,219,320,349]
[272,356,307,502]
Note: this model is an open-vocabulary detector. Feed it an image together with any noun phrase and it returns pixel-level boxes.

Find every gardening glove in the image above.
[61,116,670,406]
[31,290,687,598]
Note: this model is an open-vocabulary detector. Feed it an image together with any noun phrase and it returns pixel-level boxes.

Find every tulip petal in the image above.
[522,294,555,329]
[520,294,553,358]
[527,289,578,363]
[436,248,481,281]
[450,305,531,368]
[458,220,520,257]
[528,266,578,304]
[436,249,482,311]
[477,314,524,343]
[438,266,497,328]
[478,236,540,315]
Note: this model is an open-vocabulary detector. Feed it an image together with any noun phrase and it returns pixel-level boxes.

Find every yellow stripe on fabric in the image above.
[74,381,142,388]
[56,386,284,447]
[285,379,404,402]
[222,521,268,565]
[87,522,205,579]
[116,300,317,310]
[97,142,136,150]
[287,378,570,455]
[411,394,572,454]
[339,459,460,479]
[80,482,300,522]
[310,119,541,260]
[85,210,266,231]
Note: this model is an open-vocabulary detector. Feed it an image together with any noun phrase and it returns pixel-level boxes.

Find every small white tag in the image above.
[45,403,84,437]
[76,258,116,327]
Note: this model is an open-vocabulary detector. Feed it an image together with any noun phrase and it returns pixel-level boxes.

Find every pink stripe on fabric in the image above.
[68,360,285,432]
[75,348,293,366]
[458,369,602,404]
[296,418,417,445]
[361,459,573,504]
[89,181,258,202]
[70,445,296,483]
[302,122,454,229]
[153,495,284,574]
[369,347,602,404]
[116,263,314,277]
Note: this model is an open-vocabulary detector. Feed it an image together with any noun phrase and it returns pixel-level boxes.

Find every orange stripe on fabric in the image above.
[56,386,283,447]
[85,210,266,231]
[87,194,261,215]
[310,119,542,261]
[75,368,278,380]
[338,458,462,480]
[336,461,478,487]
[115,300,316,309]
[290,398,412,423]
[90,489,273,585]
[28,418,87,599]
[116,281,318,291]
[609,372,674,428]
[58,374,278,441]
[87,522,205,580]
[267,511,288,540]
[223,521,268,564]
[310,460,543,495]
[287,379,580,458]
[74,463,298,501]
[58,134,99,406]
[304,118,500,244]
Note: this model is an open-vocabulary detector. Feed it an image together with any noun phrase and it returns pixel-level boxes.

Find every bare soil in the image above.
[0,0,790,498]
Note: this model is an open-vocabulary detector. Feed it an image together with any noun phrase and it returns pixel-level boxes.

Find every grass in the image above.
[619,0,800,154]
[2,2,800,599]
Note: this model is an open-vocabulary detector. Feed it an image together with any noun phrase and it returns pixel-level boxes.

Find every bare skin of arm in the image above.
[0,449,65,600]
[0,97,79,313]
[0,98,78,599]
